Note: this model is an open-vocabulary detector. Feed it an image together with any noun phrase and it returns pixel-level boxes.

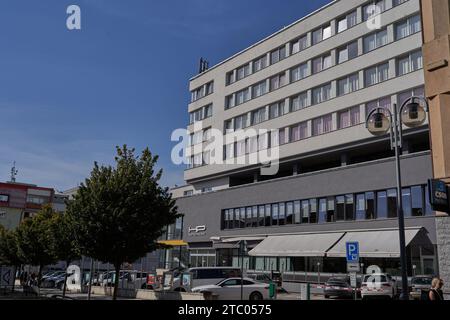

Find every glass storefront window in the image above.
[272,204,279,226]
[302,200,310,223]
[310,199,318,223]
[366,192,376,219]
[387,189,398,218]
[246,207,253,228]
[286,202,294,225]
[336,196,345,221]
[294,201,301,224]
[411,186,424,217]
[403,188,412,218]
[356,193,366,220]
[377,191,387,219]
[319,198,327,224]
[258,205,265,227]
[327,197,335,222]
[279,203,286,226]
[265,204,272,226]
[345,194,354,220]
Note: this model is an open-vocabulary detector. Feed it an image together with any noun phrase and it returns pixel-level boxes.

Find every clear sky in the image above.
[0,0,331,191]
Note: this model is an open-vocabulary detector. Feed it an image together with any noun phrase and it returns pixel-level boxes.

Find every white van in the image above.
[171,267,242,292]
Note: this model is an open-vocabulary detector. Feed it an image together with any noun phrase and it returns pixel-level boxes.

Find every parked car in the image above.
[246,272,287,293]
[171,267,242,292]
[42,271,66,288]
[191,277,269,300]
[361,273,397,300]
[101,270,148,289]
[324,277,355,299]
[410,275,433,300]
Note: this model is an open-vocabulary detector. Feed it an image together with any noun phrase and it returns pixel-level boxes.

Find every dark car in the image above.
[410,276,433,300]
[324,277,355,299]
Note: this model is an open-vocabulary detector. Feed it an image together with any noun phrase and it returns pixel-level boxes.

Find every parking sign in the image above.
[346,242,359,263]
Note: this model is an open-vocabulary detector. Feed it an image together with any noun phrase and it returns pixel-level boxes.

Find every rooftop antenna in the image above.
[10,161,18,183]
[199,57,210,74]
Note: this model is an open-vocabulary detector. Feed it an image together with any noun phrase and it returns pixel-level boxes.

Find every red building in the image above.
[0,182,55,230]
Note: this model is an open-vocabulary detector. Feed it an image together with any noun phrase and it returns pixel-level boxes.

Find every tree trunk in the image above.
[113,264,121,301]
[62,261,69,298]
[37,264,43,296]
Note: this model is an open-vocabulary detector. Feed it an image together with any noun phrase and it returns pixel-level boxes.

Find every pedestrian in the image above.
[429,278,444,301]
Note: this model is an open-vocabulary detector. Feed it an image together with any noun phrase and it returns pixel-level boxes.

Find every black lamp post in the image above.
[365,96,429,300]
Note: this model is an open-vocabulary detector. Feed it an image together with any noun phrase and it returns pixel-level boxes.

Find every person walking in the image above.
[429,278,444,301]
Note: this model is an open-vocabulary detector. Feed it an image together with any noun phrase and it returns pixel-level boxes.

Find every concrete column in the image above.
[356,6,363,24]
[421,0,450,299]
[358,38,364,55]
[389,58,397,79]
[358,70,365,90]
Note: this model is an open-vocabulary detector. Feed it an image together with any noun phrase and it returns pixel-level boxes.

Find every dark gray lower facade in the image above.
[176,150,438,277]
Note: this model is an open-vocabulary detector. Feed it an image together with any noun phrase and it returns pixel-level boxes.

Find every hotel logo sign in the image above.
[188,225,207,236]
[428,179,450,213]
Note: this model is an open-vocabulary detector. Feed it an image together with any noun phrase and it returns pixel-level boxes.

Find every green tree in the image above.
[15,205,58,287]
[50,213,81,297]
[0,226,24,292]
[67,145,180,300]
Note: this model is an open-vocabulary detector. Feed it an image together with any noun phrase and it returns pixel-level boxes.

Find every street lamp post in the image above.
[366,96,429,301]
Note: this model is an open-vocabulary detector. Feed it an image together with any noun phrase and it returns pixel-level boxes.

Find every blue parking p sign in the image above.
[346,242,359,263]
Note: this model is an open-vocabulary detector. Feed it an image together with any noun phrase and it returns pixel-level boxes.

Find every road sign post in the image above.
[346,242,360,300]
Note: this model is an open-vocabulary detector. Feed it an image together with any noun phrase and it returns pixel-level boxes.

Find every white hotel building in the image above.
[167,0,438,278]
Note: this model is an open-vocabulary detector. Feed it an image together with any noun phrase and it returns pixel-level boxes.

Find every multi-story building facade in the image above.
[0,181,55,230]
[174,0,438,277]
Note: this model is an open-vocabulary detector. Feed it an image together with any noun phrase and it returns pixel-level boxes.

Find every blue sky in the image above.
[0,0,330,191]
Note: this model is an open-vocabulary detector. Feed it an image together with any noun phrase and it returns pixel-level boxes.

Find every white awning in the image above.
[248,232,344,257]
[326,228,422,258]
[221,236,267,243]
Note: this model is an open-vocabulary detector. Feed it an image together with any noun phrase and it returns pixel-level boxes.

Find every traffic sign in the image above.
[346,242,360,263]
[347,262,361,273]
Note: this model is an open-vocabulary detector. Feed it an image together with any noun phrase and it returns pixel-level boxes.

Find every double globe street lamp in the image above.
[365,96,429,301]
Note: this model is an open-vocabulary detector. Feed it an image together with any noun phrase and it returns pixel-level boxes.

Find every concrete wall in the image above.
[436,216,450,299]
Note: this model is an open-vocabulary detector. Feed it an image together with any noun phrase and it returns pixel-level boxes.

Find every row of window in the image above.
[191,81,214,103]
[221,184,433,230]
[224,49,422,132]
[224,14,421,111]
[189,104,213,125]
[0,195,9,202]
[0,194,50,205]
[186,86,423,167]
[224,0,409,86]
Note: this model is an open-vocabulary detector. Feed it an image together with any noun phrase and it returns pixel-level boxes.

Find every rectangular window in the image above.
[356,193,366,220]
[265,204,272,227]
[270,73,286,91]
[246,207,253,228]
[294,201,301,224]
[291,35,308,54]
[270,46,287,64]
[312,83,332,105]
[251,107,268,125]
[253,55,268,72]
[291,92,308,112]
[403,188,412,218]
[395,14,421,40]
[252,206,258,228]
[301,200,309,223]
[365,62,389,86]
[290,122,308,142]
[271,203,279,226]
[226,72,235,85]
[291,63,308,82]
[225,95,235,109]
[337,10,357,33]
[286,202,294,225]
[236,64,250,81]
[312,24,331,45]
[387,189,398,218]
[411,186,424,217]
[366,192,376,219]
[319,198,327,224]
[269,101,285,120]
[312,114,332,136]
[309,199,317,224]
[252,81,268,98]
[312,53,332,74]
[363,28,388,53]
[338,73,359,96]
[258,205,265,227]
[279,203,286,226]
[337,41,358,64]
[363,0,386,22]
[339,106,360,129]
[397,50,423,76]
[377,191,388,219]
[0,195,9,202]
[345,194,354,220]
[336,196,345,221]
[236,88,250,105]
